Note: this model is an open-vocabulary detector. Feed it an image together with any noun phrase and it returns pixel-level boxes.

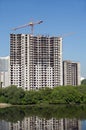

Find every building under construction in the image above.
[10,34,62,90]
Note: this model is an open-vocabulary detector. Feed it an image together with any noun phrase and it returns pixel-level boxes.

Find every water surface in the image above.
[0,105,86,130]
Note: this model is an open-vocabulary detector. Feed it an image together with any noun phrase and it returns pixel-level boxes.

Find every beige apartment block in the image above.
[10,34,62,90]
[63,60,80,86]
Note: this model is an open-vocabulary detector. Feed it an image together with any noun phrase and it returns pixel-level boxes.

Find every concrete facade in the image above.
[63,60,80,86]
[10,34,62,90]
[0,56,10,87]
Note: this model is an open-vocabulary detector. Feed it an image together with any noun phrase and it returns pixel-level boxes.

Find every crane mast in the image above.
[12,20,43,35]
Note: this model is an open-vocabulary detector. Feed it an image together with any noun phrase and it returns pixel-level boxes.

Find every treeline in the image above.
[0,85,86,105]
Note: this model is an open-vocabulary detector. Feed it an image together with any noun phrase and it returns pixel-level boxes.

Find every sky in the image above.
[0,0,86,78]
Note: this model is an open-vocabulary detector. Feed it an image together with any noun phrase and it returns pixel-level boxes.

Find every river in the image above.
[0,104,86,130]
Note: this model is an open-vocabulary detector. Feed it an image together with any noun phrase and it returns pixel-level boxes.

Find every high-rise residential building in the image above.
[63,60,80,86]
[10,34,62,90]
[0,56,10,87]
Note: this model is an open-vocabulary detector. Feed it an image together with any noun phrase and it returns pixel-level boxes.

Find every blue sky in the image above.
[0,0,86,78]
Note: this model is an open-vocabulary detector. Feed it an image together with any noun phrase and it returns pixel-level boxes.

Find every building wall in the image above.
[63,60,80,86]
[10,34,62,90]
[0,56,10,87]
[10,34,22,87]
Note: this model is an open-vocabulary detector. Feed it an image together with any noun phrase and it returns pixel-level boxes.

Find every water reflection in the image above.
[0,105,85,130]
[0,120,9,130]
[0,117,81,130]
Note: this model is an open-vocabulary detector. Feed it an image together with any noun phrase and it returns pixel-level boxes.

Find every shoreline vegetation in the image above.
[0,85,86,105]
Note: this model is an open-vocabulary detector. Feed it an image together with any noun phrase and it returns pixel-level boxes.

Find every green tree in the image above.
[81,79,86,85]
[2,85,25,104]
[22,90,38,104]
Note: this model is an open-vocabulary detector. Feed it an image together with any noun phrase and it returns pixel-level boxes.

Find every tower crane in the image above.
[61,32,75,38]
[12,20,43,35]
[58,32,75,39]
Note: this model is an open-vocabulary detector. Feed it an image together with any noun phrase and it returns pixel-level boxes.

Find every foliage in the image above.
[0,85,86,105]
[81,79,86,85]
[0,85,25,104]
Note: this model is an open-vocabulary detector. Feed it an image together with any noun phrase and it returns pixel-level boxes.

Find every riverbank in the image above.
[0,103,11,108]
